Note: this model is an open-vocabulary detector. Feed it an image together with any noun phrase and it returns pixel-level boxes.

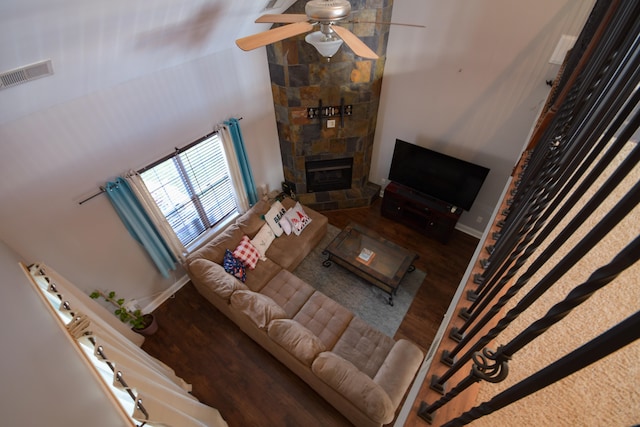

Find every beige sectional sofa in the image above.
[185,197,424,427]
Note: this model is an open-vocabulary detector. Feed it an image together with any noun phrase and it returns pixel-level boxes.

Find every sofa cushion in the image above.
[268,319,326,366]
[230,290,288,330]
[266,204,328,271]
[293,292,353,350]
[189,258,249,300]
[259,270,315,318]
[331,316,396,378]
[250,223,276,261]
[187,223,244,265]
[243,257,282,293]
[222,249,246,282]
[236,199,270,237]
[233,235,261,270]
[312,352,395,424]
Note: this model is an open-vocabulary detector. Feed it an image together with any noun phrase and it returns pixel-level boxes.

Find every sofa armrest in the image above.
[373,339,424,408]
[189,258,249,300]
[312,352,395,425]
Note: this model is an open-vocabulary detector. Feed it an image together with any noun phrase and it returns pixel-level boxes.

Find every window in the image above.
[140,133,237,246]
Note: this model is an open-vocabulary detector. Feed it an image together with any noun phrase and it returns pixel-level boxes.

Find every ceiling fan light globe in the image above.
[305,31,343,58]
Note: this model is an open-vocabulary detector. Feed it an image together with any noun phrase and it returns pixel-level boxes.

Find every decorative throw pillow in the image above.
[233,235,261,270]
[279,210,292,235]
[264,200,287,237]
[223,249,246,282]
[250,223,276,261]
[283,202,312,236]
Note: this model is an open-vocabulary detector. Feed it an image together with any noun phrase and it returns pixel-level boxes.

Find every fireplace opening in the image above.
[306,157,353,192]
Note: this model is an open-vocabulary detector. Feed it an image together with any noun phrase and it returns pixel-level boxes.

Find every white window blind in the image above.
[140,134,237,246]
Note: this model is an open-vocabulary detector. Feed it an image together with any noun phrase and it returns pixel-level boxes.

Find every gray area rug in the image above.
[293,224,425,337]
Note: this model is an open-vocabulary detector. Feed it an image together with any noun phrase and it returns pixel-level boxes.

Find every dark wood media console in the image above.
[381,181,462,243]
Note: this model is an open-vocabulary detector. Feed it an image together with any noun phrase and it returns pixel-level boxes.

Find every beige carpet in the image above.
[471,141,639,426]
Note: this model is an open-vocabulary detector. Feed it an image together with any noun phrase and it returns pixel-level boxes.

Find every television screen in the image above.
[388,139,490,211]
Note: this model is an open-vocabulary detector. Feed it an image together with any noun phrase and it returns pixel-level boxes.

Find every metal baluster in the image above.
[446,17,640,347]
[421,233,640,423]
[460,150,561,313]
[441,311,640,427]
[455,72,640,341]
[434,148,640,388]
[468,52,590,301]
[420,1,640,423]
[468,147,561,303]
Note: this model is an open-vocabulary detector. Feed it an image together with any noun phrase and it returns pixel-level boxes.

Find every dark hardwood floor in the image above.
[142,198,479,426]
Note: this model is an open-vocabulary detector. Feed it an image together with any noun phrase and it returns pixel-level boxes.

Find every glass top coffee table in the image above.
[322,222,419,306]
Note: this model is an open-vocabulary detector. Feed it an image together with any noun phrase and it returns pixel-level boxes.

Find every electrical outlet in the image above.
[380,178,387,197]
[327,119,336,128]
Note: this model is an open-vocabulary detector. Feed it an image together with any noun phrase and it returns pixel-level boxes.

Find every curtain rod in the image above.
[78,117,243,205]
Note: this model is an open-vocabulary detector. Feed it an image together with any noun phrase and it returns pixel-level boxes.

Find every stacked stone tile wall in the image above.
[266,0,393,210]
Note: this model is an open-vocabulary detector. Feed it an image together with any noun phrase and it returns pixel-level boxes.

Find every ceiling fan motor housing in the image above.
[305,0,351,22]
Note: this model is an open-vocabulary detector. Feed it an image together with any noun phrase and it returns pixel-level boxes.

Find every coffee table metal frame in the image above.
[322,222,418,306]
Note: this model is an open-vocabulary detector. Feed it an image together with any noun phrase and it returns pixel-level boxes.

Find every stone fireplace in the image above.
[265,0,393,210]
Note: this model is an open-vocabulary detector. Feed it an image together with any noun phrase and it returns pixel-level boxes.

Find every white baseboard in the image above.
[142,274,190,314]
[455,223,484,239]
[393,177,511,426]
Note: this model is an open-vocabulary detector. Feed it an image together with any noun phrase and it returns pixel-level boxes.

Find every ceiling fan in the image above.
[236,0,424,60]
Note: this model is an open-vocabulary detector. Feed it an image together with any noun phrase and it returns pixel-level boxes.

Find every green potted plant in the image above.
[90,290,158,336]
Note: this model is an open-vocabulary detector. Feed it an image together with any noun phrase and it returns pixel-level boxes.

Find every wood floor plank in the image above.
[142,198,479,426]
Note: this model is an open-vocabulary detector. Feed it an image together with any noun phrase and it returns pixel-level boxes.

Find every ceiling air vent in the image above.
[0,59,54,90]
[264,0,287,10]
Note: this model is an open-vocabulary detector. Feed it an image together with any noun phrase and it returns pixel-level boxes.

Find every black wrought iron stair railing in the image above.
[442,309,640,427]
[448,67,640,353]
[415,0,640,425]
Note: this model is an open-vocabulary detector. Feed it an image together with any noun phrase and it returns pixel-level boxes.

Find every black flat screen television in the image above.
[388,139,490,211]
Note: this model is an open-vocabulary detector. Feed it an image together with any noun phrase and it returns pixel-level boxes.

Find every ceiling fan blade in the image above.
[236,21,314,51]
[256,14,309,24]
[331,25,378,59]
[349,19,425,28]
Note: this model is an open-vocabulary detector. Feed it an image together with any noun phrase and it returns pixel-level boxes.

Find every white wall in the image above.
[0,1,605,421]
[0,0,596,306]
[0,0,290,305]
[373,0,595,234]
[0,241,130,426]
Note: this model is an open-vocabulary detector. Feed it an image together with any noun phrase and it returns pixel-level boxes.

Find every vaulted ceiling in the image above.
[0,0,297,125]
